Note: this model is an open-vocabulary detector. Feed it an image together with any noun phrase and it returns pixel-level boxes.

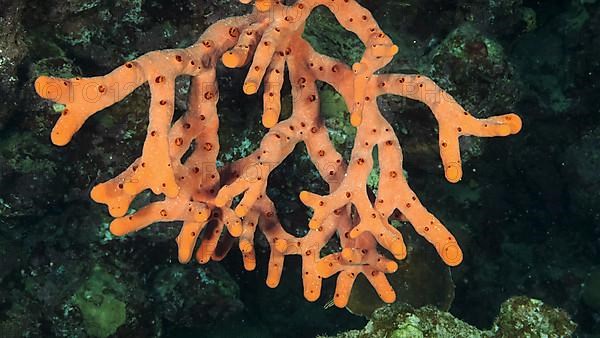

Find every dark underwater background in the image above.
[0,0,598,337]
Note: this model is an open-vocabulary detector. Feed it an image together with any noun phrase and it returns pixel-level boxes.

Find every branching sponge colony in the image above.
[35,0,522,308]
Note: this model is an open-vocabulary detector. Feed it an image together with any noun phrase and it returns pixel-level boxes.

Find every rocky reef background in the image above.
[0,0,598,337]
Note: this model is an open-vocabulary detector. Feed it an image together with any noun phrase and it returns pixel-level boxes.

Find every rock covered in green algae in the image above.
[491,296,577,337]
[321,296,576,338]
[323,304,481,338]
[72,265,127,338]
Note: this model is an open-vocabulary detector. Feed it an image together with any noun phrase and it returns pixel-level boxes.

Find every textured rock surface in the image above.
[323,296,576,338]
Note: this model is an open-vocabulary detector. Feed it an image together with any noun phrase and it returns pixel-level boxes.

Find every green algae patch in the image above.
[72,265,127,338]
[390,314,424,338]
[492,296,577,337]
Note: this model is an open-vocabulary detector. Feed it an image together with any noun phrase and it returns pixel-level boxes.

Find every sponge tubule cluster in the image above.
[34,0,521,308]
